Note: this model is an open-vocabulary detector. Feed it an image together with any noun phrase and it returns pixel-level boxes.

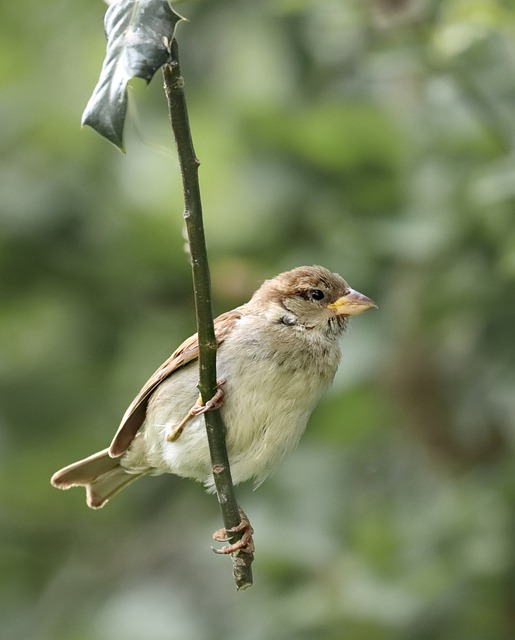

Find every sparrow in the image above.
[51,266,375,524]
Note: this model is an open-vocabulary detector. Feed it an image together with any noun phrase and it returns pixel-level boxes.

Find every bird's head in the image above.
[250,265,376,333]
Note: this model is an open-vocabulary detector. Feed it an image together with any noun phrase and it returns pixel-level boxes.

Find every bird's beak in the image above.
[327,288,376,316]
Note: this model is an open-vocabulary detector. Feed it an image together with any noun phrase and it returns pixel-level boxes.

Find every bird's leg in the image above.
[212,507,255,556]
[192,378,226,415]
[166,379,226,442]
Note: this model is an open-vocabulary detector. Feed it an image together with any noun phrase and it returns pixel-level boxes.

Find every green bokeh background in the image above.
[2,0,515,638]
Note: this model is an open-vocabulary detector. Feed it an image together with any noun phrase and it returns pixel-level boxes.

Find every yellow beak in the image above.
[327,288,376,316]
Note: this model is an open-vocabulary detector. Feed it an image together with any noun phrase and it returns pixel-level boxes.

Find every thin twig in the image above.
[162,37,253,590]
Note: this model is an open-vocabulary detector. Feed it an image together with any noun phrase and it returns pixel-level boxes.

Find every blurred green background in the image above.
[2,0,515,638]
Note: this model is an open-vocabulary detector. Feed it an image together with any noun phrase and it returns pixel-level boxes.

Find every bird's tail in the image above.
[51,448,144,509]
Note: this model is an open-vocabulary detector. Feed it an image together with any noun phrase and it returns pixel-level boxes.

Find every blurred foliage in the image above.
[1,0,515,638]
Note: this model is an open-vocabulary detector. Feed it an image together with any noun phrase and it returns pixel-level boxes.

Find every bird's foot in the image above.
[166,380,226,442]
[212,508,255,556]
[191,378,226,417]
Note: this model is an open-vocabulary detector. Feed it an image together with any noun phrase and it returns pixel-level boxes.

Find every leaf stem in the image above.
[162,38,253,590]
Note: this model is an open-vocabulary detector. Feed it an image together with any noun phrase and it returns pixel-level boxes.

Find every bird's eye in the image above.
[310,289,325,301]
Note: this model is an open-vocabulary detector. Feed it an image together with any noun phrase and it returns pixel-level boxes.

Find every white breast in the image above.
[122,314,342,490]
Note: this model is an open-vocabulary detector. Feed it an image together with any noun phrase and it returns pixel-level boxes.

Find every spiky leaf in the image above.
[82,0,183,150]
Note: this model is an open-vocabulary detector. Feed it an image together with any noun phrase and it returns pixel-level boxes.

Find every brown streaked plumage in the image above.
[51,266,375,511]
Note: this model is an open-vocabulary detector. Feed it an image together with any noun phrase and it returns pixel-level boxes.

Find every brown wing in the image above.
[108,308,243,457]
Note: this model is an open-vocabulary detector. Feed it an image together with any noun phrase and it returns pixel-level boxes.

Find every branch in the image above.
[162,37,253,590]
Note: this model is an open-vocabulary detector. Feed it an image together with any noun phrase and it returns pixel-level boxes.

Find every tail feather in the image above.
[51,448,144,509]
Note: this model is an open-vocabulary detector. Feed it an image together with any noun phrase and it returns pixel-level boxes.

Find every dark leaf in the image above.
[82,0,183,150]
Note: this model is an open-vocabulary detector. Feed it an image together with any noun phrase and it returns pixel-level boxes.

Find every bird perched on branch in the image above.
[52,265,375,543]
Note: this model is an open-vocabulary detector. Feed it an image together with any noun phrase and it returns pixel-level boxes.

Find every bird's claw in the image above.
[212,509,255,556]
[191,379,226,416]
[167,380,226,442]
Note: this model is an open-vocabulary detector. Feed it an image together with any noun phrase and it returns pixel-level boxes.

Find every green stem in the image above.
[162,38,253,590]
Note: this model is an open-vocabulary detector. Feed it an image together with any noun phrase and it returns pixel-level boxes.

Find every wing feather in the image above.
[109,308,242,457]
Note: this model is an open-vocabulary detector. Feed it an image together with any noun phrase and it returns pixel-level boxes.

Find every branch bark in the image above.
[162,37,253,590]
